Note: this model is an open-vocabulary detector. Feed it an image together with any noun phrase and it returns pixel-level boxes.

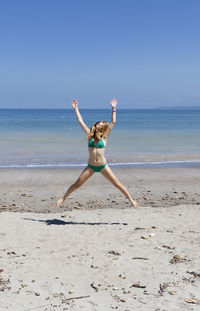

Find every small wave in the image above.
[0,164,86,168]
[110,160,200,165]
[1,160,200,169]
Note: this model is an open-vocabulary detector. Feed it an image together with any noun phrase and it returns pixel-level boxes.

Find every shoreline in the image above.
[1,152,200,170]
[1,159,200,169]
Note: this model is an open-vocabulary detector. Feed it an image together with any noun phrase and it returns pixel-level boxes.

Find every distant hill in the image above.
[157,106,200,110]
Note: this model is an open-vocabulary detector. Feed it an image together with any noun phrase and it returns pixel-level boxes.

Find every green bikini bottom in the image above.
[88,163,107,172]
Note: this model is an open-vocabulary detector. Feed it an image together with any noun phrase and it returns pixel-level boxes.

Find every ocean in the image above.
[1,108,200,169]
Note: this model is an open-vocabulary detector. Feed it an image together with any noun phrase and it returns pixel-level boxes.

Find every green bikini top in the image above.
[88,137,105,148]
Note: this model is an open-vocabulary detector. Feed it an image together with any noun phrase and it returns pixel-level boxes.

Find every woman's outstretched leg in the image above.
[101,165,139,209]
[56,166,94,207]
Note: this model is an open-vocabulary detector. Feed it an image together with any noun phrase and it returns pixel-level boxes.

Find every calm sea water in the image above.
[1,108,200,168]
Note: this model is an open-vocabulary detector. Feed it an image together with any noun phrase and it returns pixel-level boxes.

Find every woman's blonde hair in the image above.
[88,121,109,140]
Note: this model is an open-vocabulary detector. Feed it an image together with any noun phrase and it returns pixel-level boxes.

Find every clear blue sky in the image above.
[0,0,200,108]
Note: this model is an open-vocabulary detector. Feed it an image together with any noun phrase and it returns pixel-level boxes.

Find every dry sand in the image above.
[0,168,200,310]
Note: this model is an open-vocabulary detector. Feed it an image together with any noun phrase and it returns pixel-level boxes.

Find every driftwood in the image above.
[62,295,90,302]
[186,270,200,278]
[90,282,98,292]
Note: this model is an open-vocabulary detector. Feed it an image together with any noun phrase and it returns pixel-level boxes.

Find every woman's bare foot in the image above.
[56,198,64,208]
[131,199,139,209]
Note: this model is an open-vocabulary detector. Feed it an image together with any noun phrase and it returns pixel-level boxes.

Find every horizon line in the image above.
[1,106,200,110]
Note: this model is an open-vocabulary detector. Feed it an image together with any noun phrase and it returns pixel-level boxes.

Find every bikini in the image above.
[88,137,107,172]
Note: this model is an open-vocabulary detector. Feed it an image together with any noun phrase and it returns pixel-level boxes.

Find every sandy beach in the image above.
[0,168,200,310]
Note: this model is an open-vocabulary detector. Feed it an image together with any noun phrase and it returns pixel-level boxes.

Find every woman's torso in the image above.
[88,137,107,166]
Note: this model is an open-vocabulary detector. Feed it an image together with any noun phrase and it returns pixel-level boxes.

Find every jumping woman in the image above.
[56,99,138,209]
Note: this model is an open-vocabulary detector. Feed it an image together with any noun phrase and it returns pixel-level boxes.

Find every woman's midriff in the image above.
[88,147,106,166]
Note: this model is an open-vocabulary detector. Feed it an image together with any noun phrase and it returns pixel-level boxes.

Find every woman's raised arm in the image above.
[105,98,117,137]
[72,99,90,135]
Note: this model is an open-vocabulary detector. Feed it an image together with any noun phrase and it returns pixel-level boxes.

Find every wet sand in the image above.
[0,167,200,213]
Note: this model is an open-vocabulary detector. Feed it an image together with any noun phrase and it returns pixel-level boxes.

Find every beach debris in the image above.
[21,284,28,288]
[168,291,176,295]
[119,298,126,302]
[90,264,98,269]
[186,270,200,278]
[141,235,148,240]
[53,292,65,298]
[35,292,40,296]
[132,257,149,260]
[0,277,11,292]
[61,214,67,218]
[158,283,169,295]
[90,282,98,292]
[21,193,33,197]
[108,250,121,256]
[69,214,74,218]
[113,287,119,290]
[170,255,186,264]
[119,274,126,279]
[78,203,84,207]
[184,298,199,304]
[123,290,131,294]
[162,245,175,250]
[73,206,80,209]
[62,295,90,303]
[1,206,14,211]
[68,290,74,294]
[149,233,156,237]
[134,227,147,230]
[130,282,146,289]
[113,295,126,302]
[7,251,16,256]
[149,201,156,206]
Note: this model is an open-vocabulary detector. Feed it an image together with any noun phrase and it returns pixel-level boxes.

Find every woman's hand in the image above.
[110,98,117,109]
[72,99,78,109]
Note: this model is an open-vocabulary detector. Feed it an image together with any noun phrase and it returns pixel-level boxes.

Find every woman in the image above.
[56,99,138,209]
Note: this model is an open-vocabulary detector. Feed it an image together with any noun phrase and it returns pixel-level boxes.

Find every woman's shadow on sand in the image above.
[22,218,128,226]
